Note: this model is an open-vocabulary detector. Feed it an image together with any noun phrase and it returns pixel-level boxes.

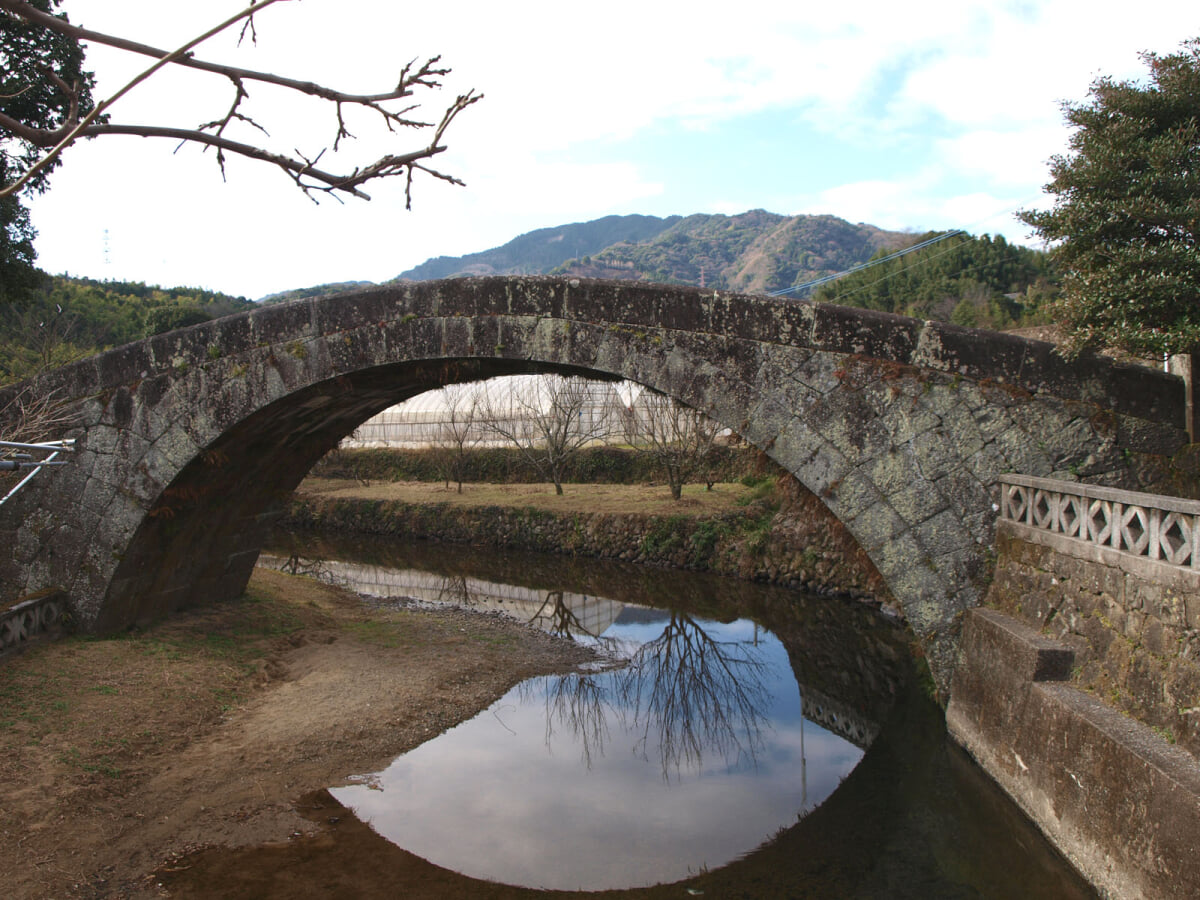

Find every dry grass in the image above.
[298,477,757,517]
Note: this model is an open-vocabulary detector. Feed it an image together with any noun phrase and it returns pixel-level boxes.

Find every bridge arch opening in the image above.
[101,358,631,629]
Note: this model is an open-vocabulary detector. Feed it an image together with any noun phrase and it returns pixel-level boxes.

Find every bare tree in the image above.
[0,382,76,503]
[480,375,614,496]
[0,0,481,205]
[625,388,721,500]
[432,383,482,493]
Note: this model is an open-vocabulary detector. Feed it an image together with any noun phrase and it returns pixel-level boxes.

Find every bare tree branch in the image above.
[0,383,75,448]
[624,389,721,500]
[0,0,480,203]
[480,376,616,496]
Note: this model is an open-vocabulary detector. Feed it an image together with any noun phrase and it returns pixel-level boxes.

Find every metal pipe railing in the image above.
[0,438,75,507]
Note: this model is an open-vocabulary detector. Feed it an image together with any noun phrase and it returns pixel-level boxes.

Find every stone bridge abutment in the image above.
[0,276,1187,692]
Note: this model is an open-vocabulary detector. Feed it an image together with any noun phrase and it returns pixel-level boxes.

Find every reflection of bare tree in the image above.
[527,590,627,658]
[435,574,474,607]
[620,613,771,778]
[539,612,772,780]
[530,590,572,637]
[277,553,338,583]
[543,673,611,770]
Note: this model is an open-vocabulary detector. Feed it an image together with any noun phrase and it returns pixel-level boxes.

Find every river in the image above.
[253,532,1096,898]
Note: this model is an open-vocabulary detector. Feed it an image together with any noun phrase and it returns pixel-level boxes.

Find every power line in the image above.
[770,229,965,297]
[808,236,983,307]
[771,193,1049,300]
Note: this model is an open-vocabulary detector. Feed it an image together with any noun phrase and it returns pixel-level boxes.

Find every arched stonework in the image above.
[0,277,1186,693]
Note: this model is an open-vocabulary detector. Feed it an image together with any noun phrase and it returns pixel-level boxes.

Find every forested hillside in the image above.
[395,209,910,295]
[0,276,253,382]
[811,232,1057,329]
[551,210,909,294]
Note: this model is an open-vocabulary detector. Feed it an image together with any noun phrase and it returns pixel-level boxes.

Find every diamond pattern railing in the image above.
[998,475,1200,570]
[0,590,66,657]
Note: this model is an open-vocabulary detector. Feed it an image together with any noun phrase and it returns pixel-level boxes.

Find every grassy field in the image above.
[297,476,771,517]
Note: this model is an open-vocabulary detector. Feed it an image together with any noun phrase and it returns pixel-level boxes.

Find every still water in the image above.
[329,609,858,890]
[261,533,1096,898]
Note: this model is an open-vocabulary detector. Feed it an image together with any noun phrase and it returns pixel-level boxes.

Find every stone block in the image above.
[804,389,894,461]
[916,509,974,559]
[875,397,942,446]
[1124,608,1148,642]
[930,544,988,586]
[1187,595,1200,632]
[96,343,153,386]
[939,402,986,457]
[148,323,220,373]
[818,467,881,522]
[1143,618,1172,657]
[315,288,393,338]
[721,292,816,345]
[844,500,907,553]
[809,302,919,360]
[1078,613,1116,658]
[250,298,314,346]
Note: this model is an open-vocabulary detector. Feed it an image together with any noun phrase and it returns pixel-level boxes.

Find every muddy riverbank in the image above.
[0,568,596,899]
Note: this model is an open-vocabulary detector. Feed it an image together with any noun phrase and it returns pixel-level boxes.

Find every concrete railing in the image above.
[998,474,1200,572]
[0,589,66,658]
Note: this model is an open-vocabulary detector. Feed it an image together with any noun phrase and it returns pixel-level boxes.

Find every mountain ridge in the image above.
[393,210,911,296]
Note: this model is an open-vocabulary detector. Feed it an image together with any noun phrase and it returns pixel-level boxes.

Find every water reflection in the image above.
[538,611,774,780]
[259,551,873,889]
[261,553,628,641]
[330,610,860,890]
[250,534,1097,898]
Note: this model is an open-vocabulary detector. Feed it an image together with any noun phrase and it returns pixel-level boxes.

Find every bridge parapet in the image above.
[1,589,66,658]
[999,474,1200,582]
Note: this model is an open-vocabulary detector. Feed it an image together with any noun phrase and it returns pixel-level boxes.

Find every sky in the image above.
[20,0,1200,300]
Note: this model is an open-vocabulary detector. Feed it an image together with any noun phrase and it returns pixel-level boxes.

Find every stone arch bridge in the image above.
[0,277,1186,692]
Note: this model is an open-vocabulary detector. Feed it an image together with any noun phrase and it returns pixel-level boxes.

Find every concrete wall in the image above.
[948,607,1200,899]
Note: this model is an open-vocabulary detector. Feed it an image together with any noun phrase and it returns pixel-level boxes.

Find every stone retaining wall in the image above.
[280,480,891,608]
[989,476,1200,758]
[951,475,1200,898]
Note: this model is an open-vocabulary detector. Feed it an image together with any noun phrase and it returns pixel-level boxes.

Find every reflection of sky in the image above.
[332,615,863,891]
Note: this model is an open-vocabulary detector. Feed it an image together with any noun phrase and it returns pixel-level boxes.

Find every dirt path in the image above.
[0,568,595,899]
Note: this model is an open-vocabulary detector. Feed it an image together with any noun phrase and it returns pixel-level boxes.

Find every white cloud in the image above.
[933,127,1068,187]
[22,0,1200,295]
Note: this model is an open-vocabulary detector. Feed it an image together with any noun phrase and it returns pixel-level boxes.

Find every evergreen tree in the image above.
[1019,38,1200,357]
[812,231,1055,327]
[0,0,95,296]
